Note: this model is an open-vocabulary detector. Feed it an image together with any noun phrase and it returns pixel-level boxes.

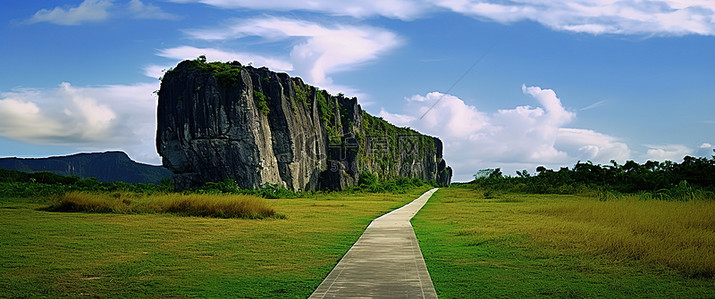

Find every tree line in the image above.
[471,152,715,200]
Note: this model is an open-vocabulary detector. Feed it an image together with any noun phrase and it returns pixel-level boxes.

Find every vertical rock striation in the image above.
[157,59,451,191]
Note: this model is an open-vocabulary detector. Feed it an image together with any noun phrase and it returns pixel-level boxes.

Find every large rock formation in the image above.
[157,58,451,191]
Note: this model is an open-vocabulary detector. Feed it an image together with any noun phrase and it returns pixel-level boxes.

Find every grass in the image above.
[0,187,430,297]
[46,192,280,219]
[412,185,715,298]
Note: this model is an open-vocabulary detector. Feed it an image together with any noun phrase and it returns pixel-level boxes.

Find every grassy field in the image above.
[0,187,430,297]
[412,185,715,298]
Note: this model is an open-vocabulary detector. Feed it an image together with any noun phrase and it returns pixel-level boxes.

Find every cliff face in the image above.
[157,59,451,191]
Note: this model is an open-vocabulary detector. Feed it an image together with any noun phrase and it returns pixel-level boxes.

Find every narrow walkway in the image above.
[309,188,439,299]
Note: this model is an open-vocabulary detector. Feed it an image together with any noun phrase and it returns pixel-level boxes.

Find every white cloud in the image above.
[167,0,427,20]
[390,92,489,140]
[143,65,170,80]
[643,144,693,161]
[168,0,715,36]
[0,82,161,164]
[183,17,401,95]
[555,128,630,162]
[155,46,294,72]
[695,142,714,157]
[26,0,179,25]
[128,0,180,20]
[580,100,607,111]
[27,0,113,25]
[380,85,632,181]
[431,0,715,36]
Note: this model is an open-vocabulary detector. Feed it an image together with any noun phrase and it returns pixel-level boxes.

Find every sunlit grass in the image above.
[45,192,280,219]
[0,187,430,297]
[413,186,715,297]
[529,197,715,277]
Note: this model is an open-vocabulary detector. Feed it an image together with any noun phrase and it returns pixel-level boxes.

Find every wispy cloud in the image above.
[580,100,607,111]
[128,0,180,20]
[170,0,715,36]
[183,16,402,95]
[26,0,113,25]
[26,0,179,25]
[432,0,715,36]
[167,0,427,20]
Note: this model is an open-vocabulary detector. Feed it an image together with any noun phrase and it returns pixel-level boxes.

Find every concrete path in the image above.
[309,188,439,299]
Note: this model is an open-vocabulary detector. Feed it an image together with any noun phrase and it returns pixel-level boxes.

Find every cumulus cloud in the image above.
[182,17,402,94]
[27,0,113,25]
[379,85,631,181]
[555,128,630,162]
[0,82,161,164]
[391,92,489,140]
[431,0,715,36]
[643,144,693,161]
[167,0,427,20]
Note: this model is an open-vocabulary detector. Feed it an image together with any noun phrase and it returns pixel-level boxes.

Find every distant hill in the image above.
[0,151,172,184]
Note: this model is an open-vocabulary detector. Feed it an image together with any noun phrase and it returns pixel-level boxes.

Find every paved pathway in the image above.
[309,188,439,299]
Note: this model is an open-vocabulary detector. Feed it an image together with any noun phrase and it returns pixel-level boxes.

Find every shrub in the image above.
[358,171,378,187]
[46,192,131,213]
[187,56,243,88]
[196,180,296,199]
[253,91,270,115]
[45,192,281,219]
[150,194,278,219]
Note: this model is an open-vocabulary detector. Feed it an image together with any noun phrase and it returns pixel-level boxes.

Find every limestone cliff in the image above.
[156,58,452,191]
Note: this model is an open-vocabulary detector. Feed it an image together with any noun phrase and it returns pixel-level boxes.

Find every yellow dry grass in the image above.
[49,192,278,219]
[528,197,715,277]
[429,187,715,277]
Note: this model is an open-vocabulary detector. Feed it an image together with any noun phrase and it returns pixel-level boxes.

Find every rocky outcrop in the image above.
[157,59,451,191]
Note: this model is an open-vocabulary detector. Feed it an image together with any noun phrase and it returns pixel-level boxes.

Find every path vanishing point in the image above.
[309,188,439,298]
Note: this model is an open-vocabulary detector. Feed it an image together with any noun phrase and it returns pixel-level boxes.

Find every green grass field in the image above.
[0,188,429,297]
[412,185,715,298]
[3,185,714,297]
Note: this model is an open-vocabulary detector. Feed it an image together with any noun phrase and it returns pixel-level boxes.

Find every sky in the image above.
[1,0,714,182]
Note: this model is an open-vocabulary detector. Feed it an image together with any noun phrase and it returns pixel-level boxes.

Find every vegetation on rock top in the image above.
[187,55,243,88]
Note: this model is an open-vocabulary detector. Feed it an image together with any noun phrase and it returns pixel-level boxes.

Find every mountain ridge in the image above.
[0,151,171,184]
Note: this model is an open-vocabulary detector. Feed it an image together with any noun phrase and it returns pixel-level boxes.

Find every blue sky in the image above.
[1,0,714,181]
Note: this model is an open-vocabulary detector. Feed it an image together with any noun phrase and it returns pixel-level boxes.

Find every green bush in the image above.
[186,56,243,88]
[0,169,172,198]
[253,91,270,115]
[358,171,378,187]
[353,171,431,194]
[196,179,296,199]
